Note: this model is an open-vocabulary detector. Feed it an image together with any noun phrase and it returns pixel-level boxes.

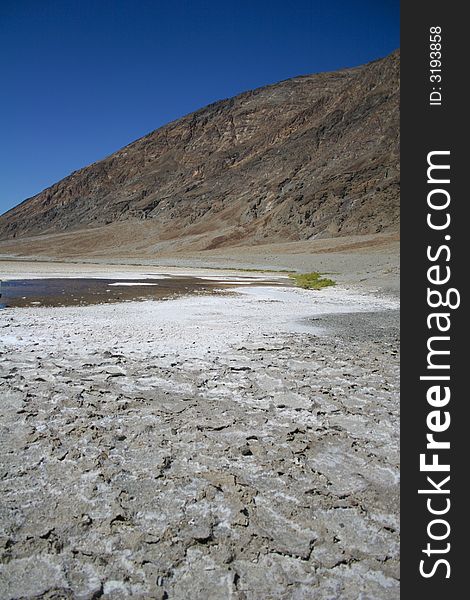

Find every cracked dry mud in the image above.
[0,287,399,599]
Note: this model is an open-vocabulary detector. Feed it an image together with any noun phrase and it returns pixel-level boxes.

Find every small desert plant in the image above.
[289,272,335,290]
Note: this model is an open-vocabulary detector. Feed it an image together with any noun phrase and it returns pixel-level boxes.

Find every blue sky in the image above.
[0,0,399,214]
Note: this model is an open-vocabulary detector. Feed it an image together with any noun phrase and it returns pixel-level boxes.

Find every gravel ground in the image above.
[0,275,399,599]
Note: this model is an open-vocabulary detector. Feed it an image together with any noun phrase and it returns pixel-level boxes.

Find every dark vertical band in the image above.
[401,2,465,595]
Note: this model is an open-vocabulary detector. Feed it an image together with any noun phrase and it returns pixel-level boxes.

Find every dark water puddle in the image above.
[0,276,232,308]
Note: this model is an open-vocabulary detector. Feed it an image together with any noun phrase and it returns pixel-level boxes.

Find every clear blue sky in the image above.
[0,0,399,215]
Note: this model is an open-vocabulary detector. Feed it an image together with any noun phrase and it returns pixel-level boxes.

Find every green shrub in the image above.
[289,272,336,290]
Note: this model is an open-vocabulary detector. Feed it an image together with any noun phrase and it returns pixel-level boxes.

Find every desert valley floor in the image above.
[0,245,399,599]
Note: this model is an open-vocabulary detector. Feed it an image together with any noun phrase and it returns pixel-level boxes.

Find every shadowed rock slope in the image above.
[0,51,399,251]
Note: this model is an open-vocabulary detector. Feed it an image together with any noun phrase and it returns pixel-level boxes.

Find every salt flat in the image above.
[0,263,399,599]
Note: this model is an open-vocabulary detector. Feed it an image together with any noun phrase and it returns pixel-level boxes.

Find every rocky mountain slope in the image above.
[0,51,399,250]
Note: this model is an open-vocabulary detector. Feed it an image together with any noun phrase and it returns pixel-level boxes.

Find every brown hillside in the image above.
[0,51,399,251]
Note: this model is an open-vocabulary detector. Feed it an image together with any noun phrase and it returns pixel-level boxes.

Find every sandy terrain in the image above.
[0,231,400,296]
[0,260,399,599]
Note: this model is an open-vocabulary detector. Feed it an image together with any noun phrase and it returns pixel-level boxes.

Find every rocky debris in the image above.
[0,51,399,253]
[0,300,399,599]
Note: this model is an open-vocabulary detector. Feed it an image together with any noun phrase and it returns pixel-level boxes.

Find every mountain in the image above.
[0,51,399,253]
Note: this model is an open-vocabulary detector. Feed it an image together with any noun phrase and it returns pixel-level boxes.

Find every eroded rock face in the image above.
[0,51,399,248]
